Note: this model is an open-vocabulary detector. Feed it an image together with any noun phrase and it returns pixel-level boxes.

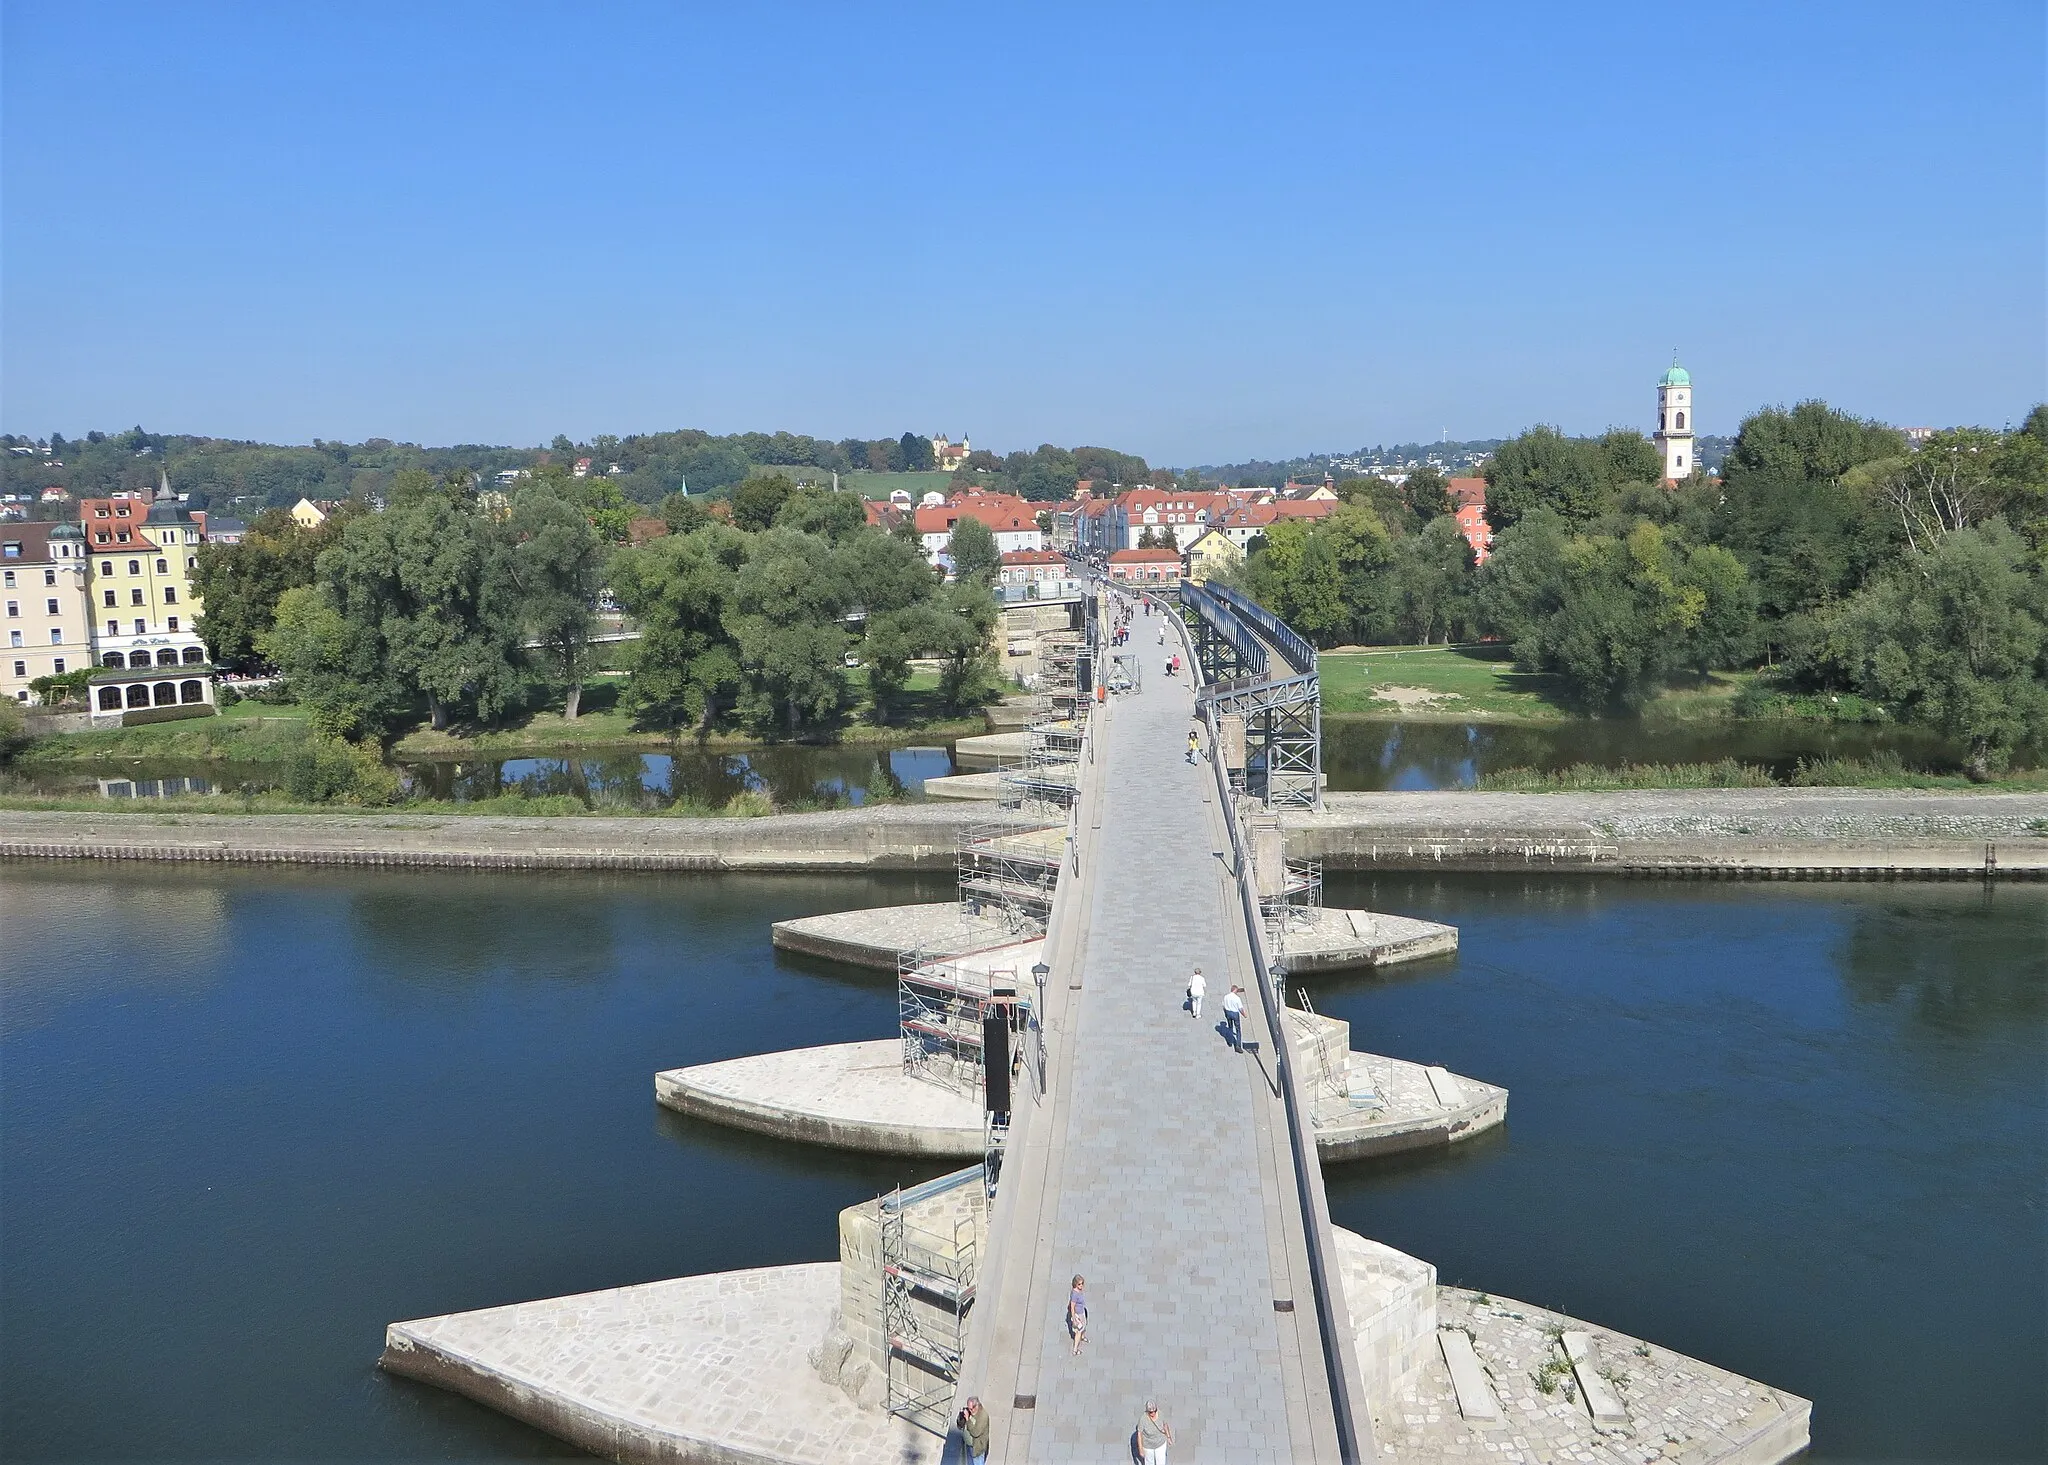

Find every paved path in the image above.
[974,645,1343,1463]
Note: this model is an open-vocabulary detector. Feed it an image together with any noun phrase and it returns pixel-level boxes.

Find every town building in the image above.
[1111,489,1231,552]
[82,498,209,674]
[996,549,1079,599]
[205,517,248,545]
[1655,358,1694,481]
[1446,477,1493,563]
[914,491,1044,568]
[1182,527,1243,584]
[1106,547,1182,583]
[3,522,93,704]
[290,497,337,528]
[1216,502,1279,552]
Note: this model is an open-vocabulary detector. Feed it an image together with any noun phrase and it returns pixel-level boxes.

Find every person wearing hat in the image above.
[1135,1399,1174,1464]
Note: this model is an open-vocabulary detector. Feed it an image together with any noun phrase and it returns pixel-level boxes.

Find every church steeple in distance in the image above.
[1654,353,1693,481]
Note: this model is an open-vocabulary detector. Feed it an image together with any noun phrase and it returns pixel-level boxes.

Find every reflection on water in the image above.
[1323,718,1974,790]
[400,745,956,810]
[3,744,958,809]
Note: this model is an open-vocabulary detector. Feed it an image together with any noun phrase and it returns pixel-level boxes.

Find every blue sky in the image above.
[2,1,2042,463]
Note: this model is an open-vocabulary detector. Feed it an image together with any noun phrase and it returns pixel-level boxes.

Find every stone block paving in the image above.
[1376,1288,1809,1465]
[1017,668,1308,1463]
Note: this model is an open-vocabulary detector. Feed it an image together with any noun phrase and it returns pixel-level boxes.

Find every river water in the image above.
[8,712,2009,808]
[0,866,2040,1461]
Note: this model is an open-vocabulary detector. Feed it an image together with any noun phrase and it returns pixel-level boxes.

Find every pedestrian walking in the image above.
[1157,624,1165,644]
[1136,1401,1175,1465]
[1186,967,1205,1019]
[1067,1275,1088,1355]
[1222,985,1245,1052]
[958,1397,989,1464]
[1186,729,1200,764]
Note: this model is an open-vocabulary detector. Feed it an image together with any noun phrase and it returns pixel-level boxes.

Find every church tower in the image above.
[1654,357,1693,481]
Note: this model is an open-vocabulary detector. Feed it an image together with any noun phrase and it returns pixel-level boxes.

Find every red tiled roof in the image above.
[1001,549,1064,565]
[1271,499,1337,519]
[1108,548,1182,563]
[1448,477,1487,509]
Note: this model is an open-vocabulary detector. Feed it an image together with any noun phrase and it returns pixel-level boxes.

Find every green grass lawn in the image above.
[12,700,314,764]
[1320,644,1577,723]
[842,470,955,499]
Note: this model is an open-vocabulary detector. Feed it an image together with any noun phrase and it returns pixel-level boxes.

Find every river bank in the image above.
[4,788,2043,876]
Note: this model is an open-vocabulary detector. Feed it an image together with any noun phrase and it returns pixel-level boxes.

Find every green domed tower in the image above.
[1654,354,1693,479]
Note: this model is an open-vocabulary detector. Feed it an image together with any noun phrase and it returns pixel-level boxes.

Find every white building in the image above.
[1655,359,1694,480]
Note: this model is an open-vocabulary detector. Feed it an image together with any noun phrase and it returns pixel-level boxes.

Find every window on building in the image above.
[8,631,19,648]
[103,651,122,668]
[53,658,65,674]
[1675,411,1685,430]
[186,556,197,571]
[1,570,12,587]
[182,646,204,664]
[10,660,22,678]
[43,568,53,585]
[130,588,144,606]
[132,619,144,634]
[116,531,129,543]
[4,600,14,616]
[105,621,118,637]
[163,586,177,604]
[127,559,139,575]
[102,589,115,607]
[98,686,121,710]
[166,616,179,631]
[1676,455,1686,470]
[157,648,179,667]
[156,558,167,574]
[49,629,61,644]
[46,598,58,615]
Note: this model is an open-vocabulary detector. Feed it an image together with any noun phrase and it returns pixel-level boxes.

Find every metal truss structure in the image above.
[880,1168,984,1434]
[1178,580,1322,809]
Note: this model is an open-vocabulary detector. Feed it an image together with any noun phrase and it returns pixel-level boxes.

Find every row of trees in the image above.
[193,467,999,744]
[1232,403,2048,774]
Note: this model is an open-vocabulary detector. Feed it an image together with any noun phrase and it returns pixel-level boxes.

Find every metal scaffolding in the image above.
[898,948,996,1095]
[880,1168,983,1434]
[956,821,1064,928]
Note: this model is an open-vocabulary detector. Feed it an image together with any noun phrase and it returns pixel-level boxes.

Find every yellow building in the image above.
[1182,527,1243,585]
[3,522,94,705]
[290,497,331,529]
[83,498,209,673]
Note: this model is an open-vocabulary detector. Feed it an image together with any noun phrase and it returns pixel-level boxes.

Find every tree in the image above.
[1239,503,1392,647]
[729,473,797,531]
[773,486,869,541]
[898,432,934,473]
[608,525,747,731]
[1797,521,2047,777]
[259,585,405,740]
[1483,426,1660,532]
[191,505,358,668]
[504,485,605,718]
[948,514,1001,581]
[659,491,709,534]
[838,530,945,721]
[321,474,522,731]
[1383,515,1477,645]
[724,528,853,735]
[1403,466,1454,525]
[1479,513,1755,710]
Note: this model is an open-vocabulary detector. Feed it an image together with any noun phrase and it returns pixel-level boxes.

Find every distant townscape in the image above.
[4,361,2042,780]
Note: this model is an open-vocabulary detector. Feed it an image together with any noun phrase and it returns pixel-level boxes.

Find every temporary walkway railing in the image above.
[1177,579,1323,810]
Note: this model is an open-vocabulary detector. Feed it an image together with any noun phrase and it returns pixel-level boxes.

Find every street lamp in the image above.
[1031,961,1050,1097]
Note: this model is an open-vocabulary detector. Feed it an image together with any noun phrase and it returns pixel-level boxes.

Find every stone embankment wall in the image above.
[0,806,1011,873]
[1288,789,2048,878]
[3,788,2044,877]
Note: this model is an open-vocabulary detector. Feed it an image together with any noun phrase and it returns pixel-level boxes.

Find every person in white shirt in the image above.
[1186,967,1205,1019]
[1221,985,1245,1052]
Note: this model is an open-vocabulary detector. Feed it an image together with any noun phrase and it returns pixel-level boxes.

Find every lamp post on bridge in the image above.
[1031,960,1050,1098]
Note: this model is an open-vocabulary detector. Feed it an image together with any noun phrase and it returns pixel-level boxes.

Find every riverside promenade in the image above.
[961,639,1360,1462]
